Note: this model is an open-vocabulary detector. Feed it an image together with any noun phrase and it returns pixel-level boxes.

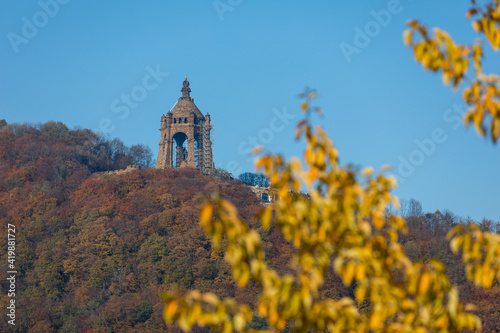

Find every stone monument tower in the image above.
[156,77,213,174]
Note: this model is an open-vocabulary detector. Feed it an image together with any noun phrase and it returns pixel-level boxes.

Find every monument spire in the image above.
[181,76,191,99]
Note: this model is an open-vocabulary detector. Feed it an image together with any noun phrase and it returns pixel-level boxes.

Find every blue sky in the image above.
[1,0,499,221]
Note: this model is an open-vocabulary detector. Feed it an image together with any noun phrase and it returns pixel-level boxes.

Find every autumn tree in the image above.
[211,167,234,182]
[238,172,270,187]
[404,0,500,143]
[405,0,500,294]
[0,118,498,330]
[130,144,154,168]
[164,91,500,332]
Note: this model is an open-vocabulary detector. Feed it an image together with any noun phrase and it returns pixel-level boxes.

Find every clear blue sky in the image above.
[1,1,499,221]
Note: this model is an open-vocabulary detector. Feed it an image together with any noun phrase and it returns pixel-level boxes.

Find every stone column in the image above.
[164,127,171,169]
[176,141,183,168]
[187,138,195,167]
[165,114,173,169]
[156,142,165,169]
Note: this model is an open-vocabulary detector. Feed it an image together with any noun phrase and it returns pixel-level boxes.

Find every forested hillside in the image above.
[0,121,499,332]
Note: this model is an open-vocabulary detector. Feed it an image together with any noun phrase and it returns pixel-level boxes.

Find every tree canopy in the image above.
[238,172,270,187]
[164,90,500,332]
[0,118,498,331]
[405,0,500,143]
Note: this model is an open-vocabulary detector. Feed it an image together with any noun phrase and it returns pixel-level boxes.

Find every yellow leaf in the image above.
[251,146,264,155]
[234,313,246,331]
[222,322,232,333]
[200,204,213,225]
[372,211,385,229]
[447,286,458,318]
[260,207,273,229]
[361,166,374,177]
[304,147,313,164]
[369,313,382,329]
[257,302,267,316]
[465,303,476,311]
[435,315,448,328]
[164,301,178,320]
[355,283,366,301]
[314,107,324,116]
[301,102,308,111]
[481,265,494,288]
[355,264,366,281]
[343,262,355,285]
[407,20,419,29]
[418,272,431,294]
[472,20,481,32]
[466,8,477,19]
[403,30,413,46]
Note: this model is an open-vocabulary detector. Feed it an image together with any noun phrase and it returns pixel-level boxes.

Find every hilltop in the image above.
[0,121,499,332]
